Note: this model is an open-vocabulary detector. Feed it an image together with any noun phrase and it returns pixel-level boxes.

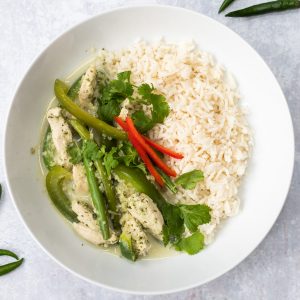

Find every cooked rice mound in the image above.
[96,40,252,244]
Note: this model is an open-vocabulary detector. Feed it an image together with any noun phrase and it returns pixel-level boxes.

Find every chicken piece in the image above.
[47,107,72,168]
[120,213,151,257]
[72,164,89,196]
[78,65,97,110]
[73,223,118,246]
[72,200,97,230]
[72,200,118,245]
[127,193,164,240]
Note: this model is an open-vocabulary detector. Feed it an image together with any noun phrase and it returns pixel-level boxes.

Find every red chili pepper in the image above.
[143,136,184,159]
[126,117,177,177]
[114,116,184,160]
[127,131,164,186]
[114,116,128,131]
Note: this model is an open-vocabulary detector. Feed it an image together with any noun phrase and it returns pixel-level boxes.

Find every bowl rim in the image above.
[3,4,295,295]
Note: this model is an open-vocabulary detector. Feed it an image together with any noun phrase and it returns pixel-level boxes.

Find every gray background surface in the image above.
[0,1,299,299]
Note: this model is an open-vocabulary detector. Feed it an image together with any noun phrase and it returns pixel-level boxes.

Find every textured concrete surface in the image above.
[0,1,299,299]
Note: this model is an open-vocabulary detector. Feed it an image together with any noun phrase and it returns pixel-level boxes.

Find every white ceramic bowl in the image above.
[4,5,294,295]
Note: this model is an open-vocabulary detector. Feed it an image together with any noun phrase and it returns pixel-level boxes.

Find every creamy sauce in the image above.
[39,58,179,260]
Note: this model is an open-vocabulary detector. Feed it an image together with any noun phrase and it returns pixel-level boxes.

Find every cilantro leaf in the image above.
[134,163,147,175]
[175,170,204,190]
[82,140,104,161]
[103,147,119,176]
[67,142,83,164]
[162,205,184,245]
[132,83,170,133]
[117,142,147,174]
[98,71,133,122]
[117,71,131,82]
[131,110,153,132]
[175,231,205,255]
[179,204,211,233]
[118,141,139,167]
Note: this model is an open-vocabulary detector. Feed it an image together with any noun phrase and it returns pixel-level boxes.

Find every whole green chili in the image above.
[0,249,19,260]
[226,0,300,17]
[0,258,24,276]
[219,0,236,13]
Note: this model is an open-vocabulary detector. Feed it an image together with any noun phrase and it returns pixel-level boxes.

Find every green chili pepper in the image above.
[83,156,110,240]
[69,119,90,140]
[54,79,127,141]
[0,249,19,260]
[46,166,78,223]
[67,75,83,100]
[0,258,24,276]
[226,0,300,17]
[219,0,236,13]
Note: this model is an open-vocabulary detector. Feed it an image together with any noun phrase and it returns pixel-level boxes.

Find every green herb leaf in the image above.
[82,140,104,161]
[175,170,204,190]
[117,142,147,175]
[103,147,119,176]
[98,71,133,122]
[0,249,19,260]
[175,231,205,255]
[132,83,170,133]
[179,204,211,232]
[162,205,185,245]
[67,142,83,164]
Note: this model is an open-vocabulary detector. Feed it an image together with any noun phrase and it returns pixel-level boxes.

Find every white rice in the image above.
[96,40,252,244]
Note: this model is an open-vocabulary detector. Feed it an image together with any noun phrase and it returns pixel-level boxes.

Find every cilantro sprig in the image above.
[98,71,133,123]
[97,71,170,132]
[132,83,170,133]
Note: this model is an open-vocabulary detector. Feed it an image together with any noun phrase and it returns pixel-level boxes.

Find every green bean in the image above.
[0,183,2,199]
[0,249,19,260]
[83,156,110,239]
[0,258,24,276]
[226,0,300,17]
[219,0,236,13]
[46,166,78,223]
[67,75,83,100]
[94,160,120,229]
[69,120,119,226]
[54,79,127,140]
[69,119,90,140]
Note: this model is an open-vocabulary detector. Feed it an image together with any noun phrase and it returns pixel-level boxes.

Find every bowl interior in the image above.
[4,6,294,294]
